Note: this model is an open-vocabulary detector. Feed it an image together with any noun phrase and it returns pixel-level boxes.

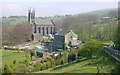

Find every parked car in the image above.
[25,43,30,46]
[74,46,78,49]
[35,46,42,49]
[15,46,19,49]
[82,41,86,43]
[42,43,48,46]
[24,46,30,49]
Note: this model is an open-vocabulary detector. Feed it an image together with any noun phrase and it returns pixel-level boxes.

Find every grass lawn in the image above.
[2,50,27,66]
[35,51,119,73]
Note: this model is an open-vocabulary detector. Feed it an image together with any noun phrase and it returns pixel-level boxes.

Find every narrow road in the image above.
[104,46,120,62]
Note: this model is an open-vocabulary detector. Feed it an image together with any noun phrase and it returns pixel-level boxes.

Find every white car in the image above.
[12,46,16,48]
[35,46,42,49]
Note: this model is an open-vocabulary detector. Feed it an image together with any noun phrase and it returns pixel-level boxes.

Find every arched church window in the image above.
[42,27,44,35]
[38,27,40,33]
[46,27,48,35]
[50,27,52,34]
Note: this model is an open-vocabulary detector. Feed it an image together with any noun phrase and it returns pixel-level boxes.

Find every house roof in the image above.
[55,30,69,36]
[35,49,48,53]
[35,19,54,25]
[57,49,63,51]
[55,30,76,36]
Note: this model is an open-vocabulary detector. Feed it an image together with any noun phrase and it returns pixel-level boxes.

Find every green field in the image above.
[2,18,27,26]
[2,50,27,65]
[35,51,119,73]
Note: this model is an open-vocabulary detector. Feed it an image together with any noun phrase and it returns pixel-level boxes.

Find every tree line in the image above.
[2,22,32,45]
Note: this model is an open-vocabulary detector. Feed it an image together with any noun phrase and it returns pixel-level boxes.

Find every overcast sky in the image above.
[0,0,119,17]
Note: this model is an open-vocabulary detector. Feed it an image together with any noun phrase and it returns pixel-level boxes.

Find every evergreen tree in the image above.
[31,50,35,56]
[13,60,17,65]
[34,51,37,57]
[58,59,61,65]
[8,66,13,74]
[63,51,68,63]
[26,54,31,60]
[24,58,31,66]
[61,58,65,65]
[10,63,14,72]
[4,65,9,74]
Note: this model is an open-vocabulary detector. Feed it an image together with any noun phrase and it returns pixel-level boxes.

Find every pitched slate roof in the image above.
[55,30,76,36]
[35,20,54,25]
[55,30,69,36]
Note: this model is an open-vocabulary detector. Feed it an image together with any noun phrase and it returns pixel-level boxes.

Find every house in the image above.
[53,30,78,50]
[35,49,49,58]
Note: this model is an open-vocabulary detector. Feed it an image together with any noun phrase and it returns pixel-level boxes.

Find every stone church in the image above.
[28,9,55,41]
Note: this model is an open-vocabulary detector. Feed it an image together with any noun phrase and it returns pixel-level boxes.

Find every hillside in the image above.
[2,8,118,45]
[35,51,119,73]
[74,8,117,16]
[59,8,118,42]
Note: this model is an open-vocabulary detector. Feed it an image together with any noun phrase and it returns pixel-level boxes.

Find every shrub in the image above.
[46,61,51,69]
[68,50,76,63]
[47,57,52,61]
[78,40,103,59]
[31,50,35,56]
[55,60,59,66]
[18,49,20,53]
[50,59,55,68]
[21,49,26,51]
[41,59,44,63]
[4,47,17,50]
[42,39,50,43]
[42,63,46,70]
[26,54,31,60]
[34,63,42,70]
[58,59,61,65]
[44,58,47,62]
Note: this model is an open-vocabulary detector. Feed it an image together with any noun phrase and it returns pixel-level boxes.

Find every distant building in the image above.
[53,30,78,49]
[102,17,110,19]
[28,9,55,41]
[35,49,49,58]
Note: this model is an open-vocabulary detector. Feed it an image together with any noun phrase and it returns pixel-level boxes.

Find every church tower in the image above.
[28,9,35,24]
